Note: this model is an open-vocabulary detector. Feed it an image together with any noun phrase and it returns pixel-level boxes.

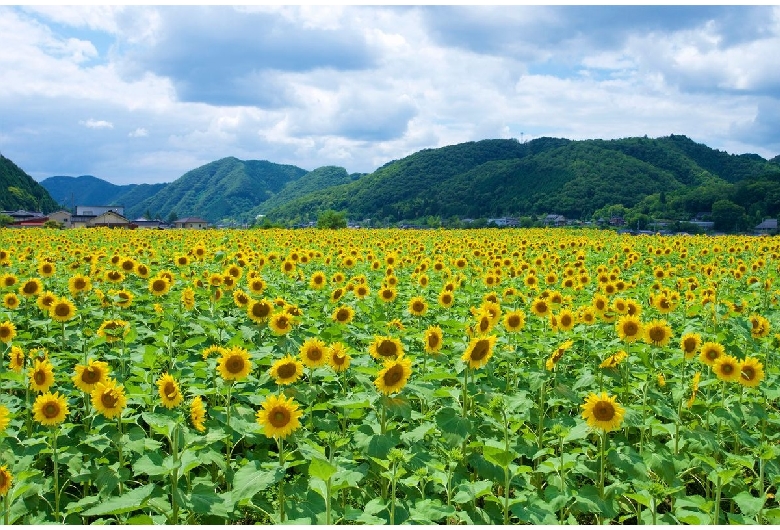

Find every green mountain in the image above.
[40,175,165,214]
[128,157,309,222]
[265,135,779,223]
[0,155,60,213]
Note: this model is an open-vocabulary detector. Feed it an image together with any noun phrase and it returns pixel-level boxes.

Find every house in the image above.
[1,210,45,222]
[90,210,131,228]
[543,214,567,227]
[47,210,73,228]
[76,205,125,216]
[755,219,777,234]
[132,217,167,230]
[172,217,209,229]
[12,216,49,228]
[487,217,520,227]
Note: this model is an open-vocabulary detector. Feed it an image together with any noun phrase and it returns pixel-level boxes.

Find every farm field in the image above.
[0,227,777,524]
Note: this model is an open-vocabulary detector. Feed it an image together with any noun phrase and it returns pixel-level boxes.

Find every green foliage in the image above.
[39,175,166,212]
[0,155,60,212]
[711,199,747,232]
[0,213,13,227]
[317,209,347,229]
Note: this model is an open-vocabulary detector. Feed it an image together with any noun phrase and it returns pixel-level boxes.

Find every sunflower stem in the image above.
[599,429,606,499]
[117,414,125,494]
[4,491,9,525]
[278,437,285,523]
[225,382,233,485]
[52,427,60,522]
[171,422,179,525]
[380,400,387,435]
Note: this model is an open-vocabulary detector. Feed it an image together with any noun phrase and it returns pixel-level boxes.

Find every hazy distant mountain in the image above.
[40,175,165,212]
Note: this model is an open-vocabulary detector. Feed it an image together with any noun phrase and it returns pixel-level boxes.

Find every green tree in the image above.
[316,209,347,229]
[711,199,747,232]
[0,213,13,227]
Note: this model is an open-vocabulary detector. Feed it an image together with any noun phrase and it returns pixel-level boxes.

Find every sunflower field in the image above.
[0,227,778,524]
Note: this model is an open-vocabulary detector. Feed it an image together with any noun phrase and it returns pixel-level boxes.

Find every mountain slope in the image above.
[265,135,776,222]
[127,157,309,222]
[40,175,166,212]
[0,155,60,213]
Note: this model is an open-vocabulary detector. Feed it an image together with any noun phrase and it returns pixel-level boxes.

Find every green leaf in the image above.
[452,479,493,504]
[435,407,471,446]
[732,491,766,517]
[309,457,337,482]
[81,483,155,516]
[483,444,515,469]
[183,335,207,348]
[186,483,230,518]
[407,499,456,524]
[133,453,177,477]
[231,461,284,503]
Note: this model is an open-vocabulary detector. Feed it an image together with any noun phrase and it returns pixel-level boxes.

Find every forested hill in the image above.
[41,175,166,213]
[0,155,59,213]
[265,135,779,224]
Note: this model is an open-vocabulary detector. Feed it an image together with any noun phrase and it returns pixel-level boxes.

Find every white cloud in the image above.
[80,119,114,129]
[129,127,148,137]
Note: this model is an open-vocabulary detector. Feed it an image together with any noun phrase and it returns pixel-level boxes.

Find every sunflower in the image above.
[309,271,327,290]
[256,394,303,439]
[423,325,443,354]
[299,337,329,369]
[625,299,642,317]
[0,321,16,343]
[38,261,55,277]
[503,310,526,332]
[749,314,771,339]
[180,287,196,310]
[270,355,305,385]
[545,339,573,371]
[49,297,76,322]
[157,373,184,409]
[33,391,69,426]
[331,305,355,325]
[28,359,55,393]
[581,392,625,432]
[438,290,454,308]
[268,311,295,336]
[374,356,412,395]
[369,336,404,360]
[354,284,370,299]
[530,297,550,318]
[680,332,702,360]
[328,342,351,372]
[557,309,576,332]
[408,296,428,317]
[3,293,20,310]
[201,345,227,360]
[699,341,725,367]
[105,270,125,284]
[148,276,172,297]
[461,335,497,370]
[175,254,190,267]
[91,379,127,419]
[599,350,628,369]
[96,319,129,343]
[713,355,741,383]
[738,357,765,388]
[378,287,397,303]
[0,465,12,496]
[36,290,57,312]
[190,396,207,432]
[643,319,672,347]
[232,289,250,307]
[72,359,110,393]
[8,345,24,372]
[0,405,9,432]
[247,299,273,323]
[616,315,643,343]
[217,346,252,381]
[474,310,495,335]
[19,278,43,298]
[247,277,266,295]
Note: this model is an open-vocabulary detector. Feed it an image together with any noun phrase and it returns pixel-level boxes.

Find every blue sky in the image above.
[1,5,779,185]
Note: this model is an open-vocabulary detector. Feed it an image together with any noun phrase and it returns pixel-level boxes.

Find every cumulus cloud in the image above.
[80,119,114,129]
[0,5,778,185]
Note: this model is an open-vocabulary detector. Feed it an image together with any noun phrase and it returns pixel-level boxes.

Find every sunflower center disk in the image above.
[34,371,46,384]
[277,363,296,378]
[307,349,322,361]
[383,365,404,385]
[43,403,59,418]
[101,391,118,408]
[593,402,615,421]
[83,368,99,383]
[270,408,290,427]
[227,357,245,374]
[470,341,490,361]
[377,341,397,357]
